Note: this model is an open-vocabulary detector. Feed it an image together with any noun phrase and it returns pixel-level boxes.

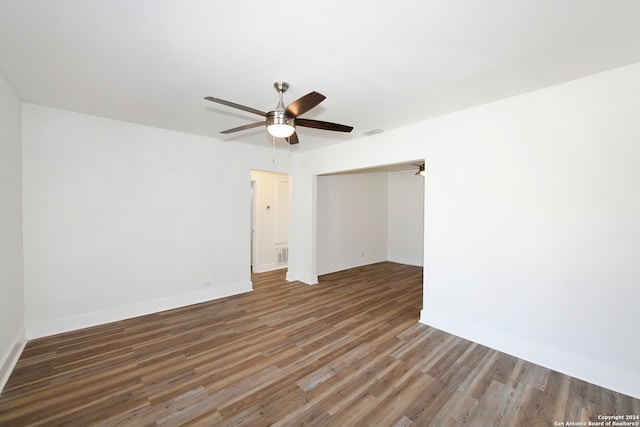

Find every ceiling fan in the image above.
[205,81,353,145]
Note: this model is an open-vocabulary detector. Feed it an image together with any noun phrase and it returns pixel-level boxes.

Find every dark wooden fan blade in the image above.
[285,91,326,117]
[295,118,353,133]
[220,121,265,134]
[286,131,299,145]
[204,96,267,117]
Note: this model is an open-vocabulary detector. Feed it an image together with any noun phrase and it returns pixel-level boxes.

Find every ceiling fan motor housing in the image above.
[205,80,351,142]
[266,110,295,137]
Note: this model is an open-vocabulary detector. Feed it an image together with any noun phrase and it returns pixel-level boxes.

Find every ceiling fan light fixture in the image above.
[266,111,295,138]
[205,81,352,145]
[268,123,295,138]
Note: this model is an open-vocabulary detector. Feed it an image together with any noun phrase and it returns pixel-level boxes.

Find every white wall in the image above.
[316,172,388,275]
[314,169,423,276]
[10,62,640,400]
[291,63,640,399]
[388,170,424,266]
[0,73,25,390]
[251,170,289,273]
[22,104,292,338]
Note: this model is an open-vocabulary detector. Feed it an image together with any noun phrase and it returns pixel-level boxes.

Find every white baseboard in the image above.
[420,310,640,400]
[387,255,423,267]
[27,281,253,339]
[252,263,288,273]
[291,256,389,285]
[284,270,318,285]
[0,327,27,393]
[316,255,388,277]
[300,274,319,285]
[285,270,297,282]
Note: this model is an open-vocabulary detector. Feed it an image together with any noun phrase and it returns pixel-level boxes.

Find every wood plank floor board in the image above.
[366,370,437,427]
[1,262,638,426]
[465,379,515,426]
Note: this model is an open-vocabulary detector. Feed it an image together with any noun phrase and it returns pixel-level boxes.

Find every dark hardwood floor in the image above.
[0,262,638,426]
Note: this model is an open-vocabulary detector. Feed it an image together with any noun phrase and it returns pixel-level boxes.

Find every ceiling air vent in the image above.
[362,128,384,136]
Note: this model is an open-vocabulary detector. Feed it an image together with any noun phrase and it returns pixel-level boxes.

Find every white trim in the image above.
[300,274,319,285]
[387,255,423,267]
[285,270,318,285]
[27,281,252,339]
[285,270,297,282]
[252,262,287,273]
[0,327,27,393]
[420,310,640,400]
[316,255,388,277]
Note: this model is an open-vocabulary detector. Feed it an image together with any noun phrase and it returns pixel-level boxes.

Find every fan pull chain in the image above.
[272,135,276,163]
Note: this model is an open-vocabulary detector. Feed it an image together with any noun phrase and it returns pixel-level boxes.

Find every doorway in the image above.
[250,170,291,273]
[315,162,425,276]
[250,180,255,270]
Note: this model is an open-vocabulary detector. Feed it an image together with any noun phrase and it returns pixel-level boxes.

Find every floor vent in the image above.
[276,245,288,265]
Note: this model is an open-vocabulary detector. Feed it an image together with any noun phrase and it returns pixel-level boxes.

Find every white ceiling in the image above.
[1,0,639,152]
